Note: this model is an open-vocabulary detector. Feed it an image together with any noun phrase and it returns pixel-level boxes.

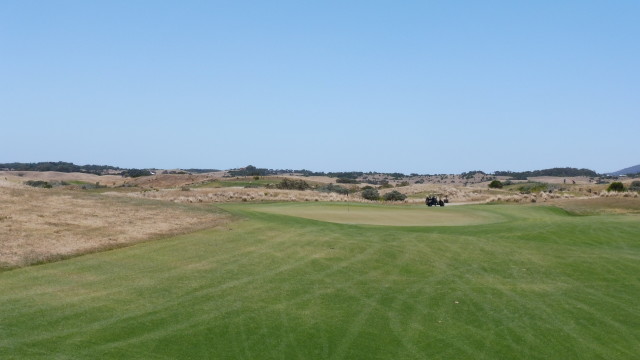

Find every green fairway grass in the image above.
[246,202,507,226]
[1,203,639,359]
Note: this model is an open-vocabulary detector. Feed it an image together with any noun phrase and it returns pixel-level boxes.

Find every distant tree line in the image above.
[0,161,120,175]
[182,168,220,174]
[227,165,413,179]
[494,167,598,180]
[1,161,154,178]
[460,170,486,179]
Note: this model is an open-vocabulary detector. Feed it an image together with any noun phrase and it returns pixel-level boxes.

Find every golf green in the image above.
[245,202,506,226]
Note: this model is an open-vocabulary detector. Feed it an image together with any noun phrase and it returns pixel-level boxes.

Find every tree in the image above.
[488,180,503,189]
[607,182,625,192]
[361,188,379,201]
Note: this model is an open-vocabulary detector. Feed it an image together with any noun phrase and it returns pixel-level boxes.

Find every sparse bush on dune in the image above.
[336,178,358,184]
[361,188,380,201]
[485,191,576,204]
[276,178,310,191]
[24,180,53,188]
[607,182,625,192]
[316,183,349,195]
[517,182,549,194]
[383,190,407,201]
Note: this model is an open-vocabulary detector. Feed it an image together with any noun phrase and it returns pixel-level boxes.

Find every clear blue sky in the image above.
[1,1,638,174]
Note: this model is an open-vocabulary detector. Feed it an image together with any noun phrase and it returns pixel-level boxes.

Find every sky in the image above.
[1,1,638,174]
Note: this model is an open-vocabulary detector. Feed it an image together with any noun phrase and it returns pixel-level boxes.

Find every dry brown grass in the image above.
[105,187,354,203]
[0,170,127,186]
[378,184,491,204]
[0,185,229,269]
[126,172,225,188]
[549,197,640,215]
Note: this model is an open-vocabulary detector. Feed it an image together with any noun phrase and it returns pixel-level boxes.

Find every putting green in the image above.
[246,202,506,226]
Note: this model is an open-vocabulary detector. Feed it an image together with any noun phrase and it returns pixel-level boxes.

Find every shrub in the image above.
[488,180,503,189]
[24,180,52,188]
[629,181,640,192]
[517,182,549,194]
[361,188,380,201]
[396,181,410,187]
[379,180,393,189]
[607,182,625,192]
[383,190,407,201]
[316,183,349,195]
[121,169,153,178]
[276,178,310,191]
[336,178,358,184]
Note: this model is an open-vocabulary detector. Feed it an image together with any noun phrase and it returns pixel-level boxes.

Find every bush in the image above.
[121,169,153,178]
[383,190,407,201]
[361,188,380,201]
[488,180,503,189]
[336,178,358,184]
[607,182,625,192]
[276,178,310,191]
[316,183,349,195]
[517,182,549,194]
[24,180,52,188]
[629,181,640,192]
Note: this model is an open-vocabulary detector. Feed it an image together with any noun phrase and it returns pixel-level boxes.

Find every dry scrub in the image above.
[0,185,229,269]
[378,184,489,204]
[485,190,638,204]
[105,187,353,203]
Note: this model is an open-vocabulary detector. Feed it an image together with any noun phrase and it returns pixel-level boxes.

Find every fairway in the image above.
[247,202,506,226]
[1,202,640,359]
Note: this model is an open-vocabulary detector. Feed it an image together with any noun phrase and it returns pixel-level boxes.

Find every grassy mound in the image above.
[1,203,639,359]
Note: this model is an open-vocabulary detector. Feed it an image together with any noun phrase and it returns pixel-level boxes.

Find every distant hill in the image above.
[609,164,640,176]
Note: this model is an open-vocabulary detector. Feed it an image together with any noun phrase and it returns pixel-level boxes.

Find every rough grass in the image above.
[551,197,640,215]
[192,179,276,188]
[0,186,230,268]
[1,203,639,359]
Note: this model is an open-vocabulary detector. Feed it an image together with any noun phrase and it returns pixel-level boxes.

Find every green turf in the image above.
[246,202,507,226]
[1,203,639,359]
